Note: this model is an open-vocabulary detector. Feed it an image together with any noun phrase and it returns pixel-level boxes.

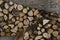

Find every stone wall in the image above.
[4,0,60,14]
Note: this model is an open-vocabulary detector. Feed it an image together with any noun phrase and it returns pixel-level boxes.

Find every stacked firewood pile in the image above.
[0,0,60,40]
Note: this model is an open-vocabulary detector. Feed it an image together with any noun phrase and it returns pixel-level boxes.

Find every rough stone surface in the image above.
[4,0,60,15]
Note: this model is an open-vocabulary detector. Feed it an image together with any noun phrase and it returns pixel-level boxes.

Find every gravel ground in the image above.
[0,36,14,40]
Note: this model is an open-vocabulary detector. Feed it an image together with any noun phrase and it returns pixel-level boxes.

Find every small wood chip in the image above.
[11,18,16,22]
[5,29,10,32]
[3,9,8,14]
[41,28,45,32]
[23,26,28,28]
[19,17,23,21]
[38,31,42,35]
[0,22,6,26]
[45,24,51,28]
[11,26,18,33]
[47,24,51,27]
[29,39,33,40]
[25,32,29,36]
[51,20,56,24]
[26,7,29,10]
[28,17,34,21]
[24,35,29,40]
[35,36,42,40]
[57,18,60,22]
[24,32,29,40]
[38,24,42,27]
[1,32,5,36]
[40,39,45,40]
[43,33,51,39]
[19,12,25,17]
[52,25,58,30]
[9,6,14,12]
[43,19,50,25]
[15,21,19,25]
[47,29,53,34]
[0,16,3,21]
[0,12,3,16]
[52,31,58,37]
[4,15,7,21]
[9,13,13,20]
[3,25,8,29]
[36,14,42,18]
[37,27,40,30]
[23,19,29,25]
[18,22,23,28]
[34,10,39,16]
[0,7,2,11]
[9,24,14,28]
[16,16,19,20]
[13,4,17,9]
[17,5,23,11]
[0,0,4,5]
[28,10,33,16]
[9,1,13,5]
[57,35,60,40]
[11,33,16,36]
[23,8,28,14]
[23,15,27,19]
[4,3,9,9]
[32,8,35,11]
